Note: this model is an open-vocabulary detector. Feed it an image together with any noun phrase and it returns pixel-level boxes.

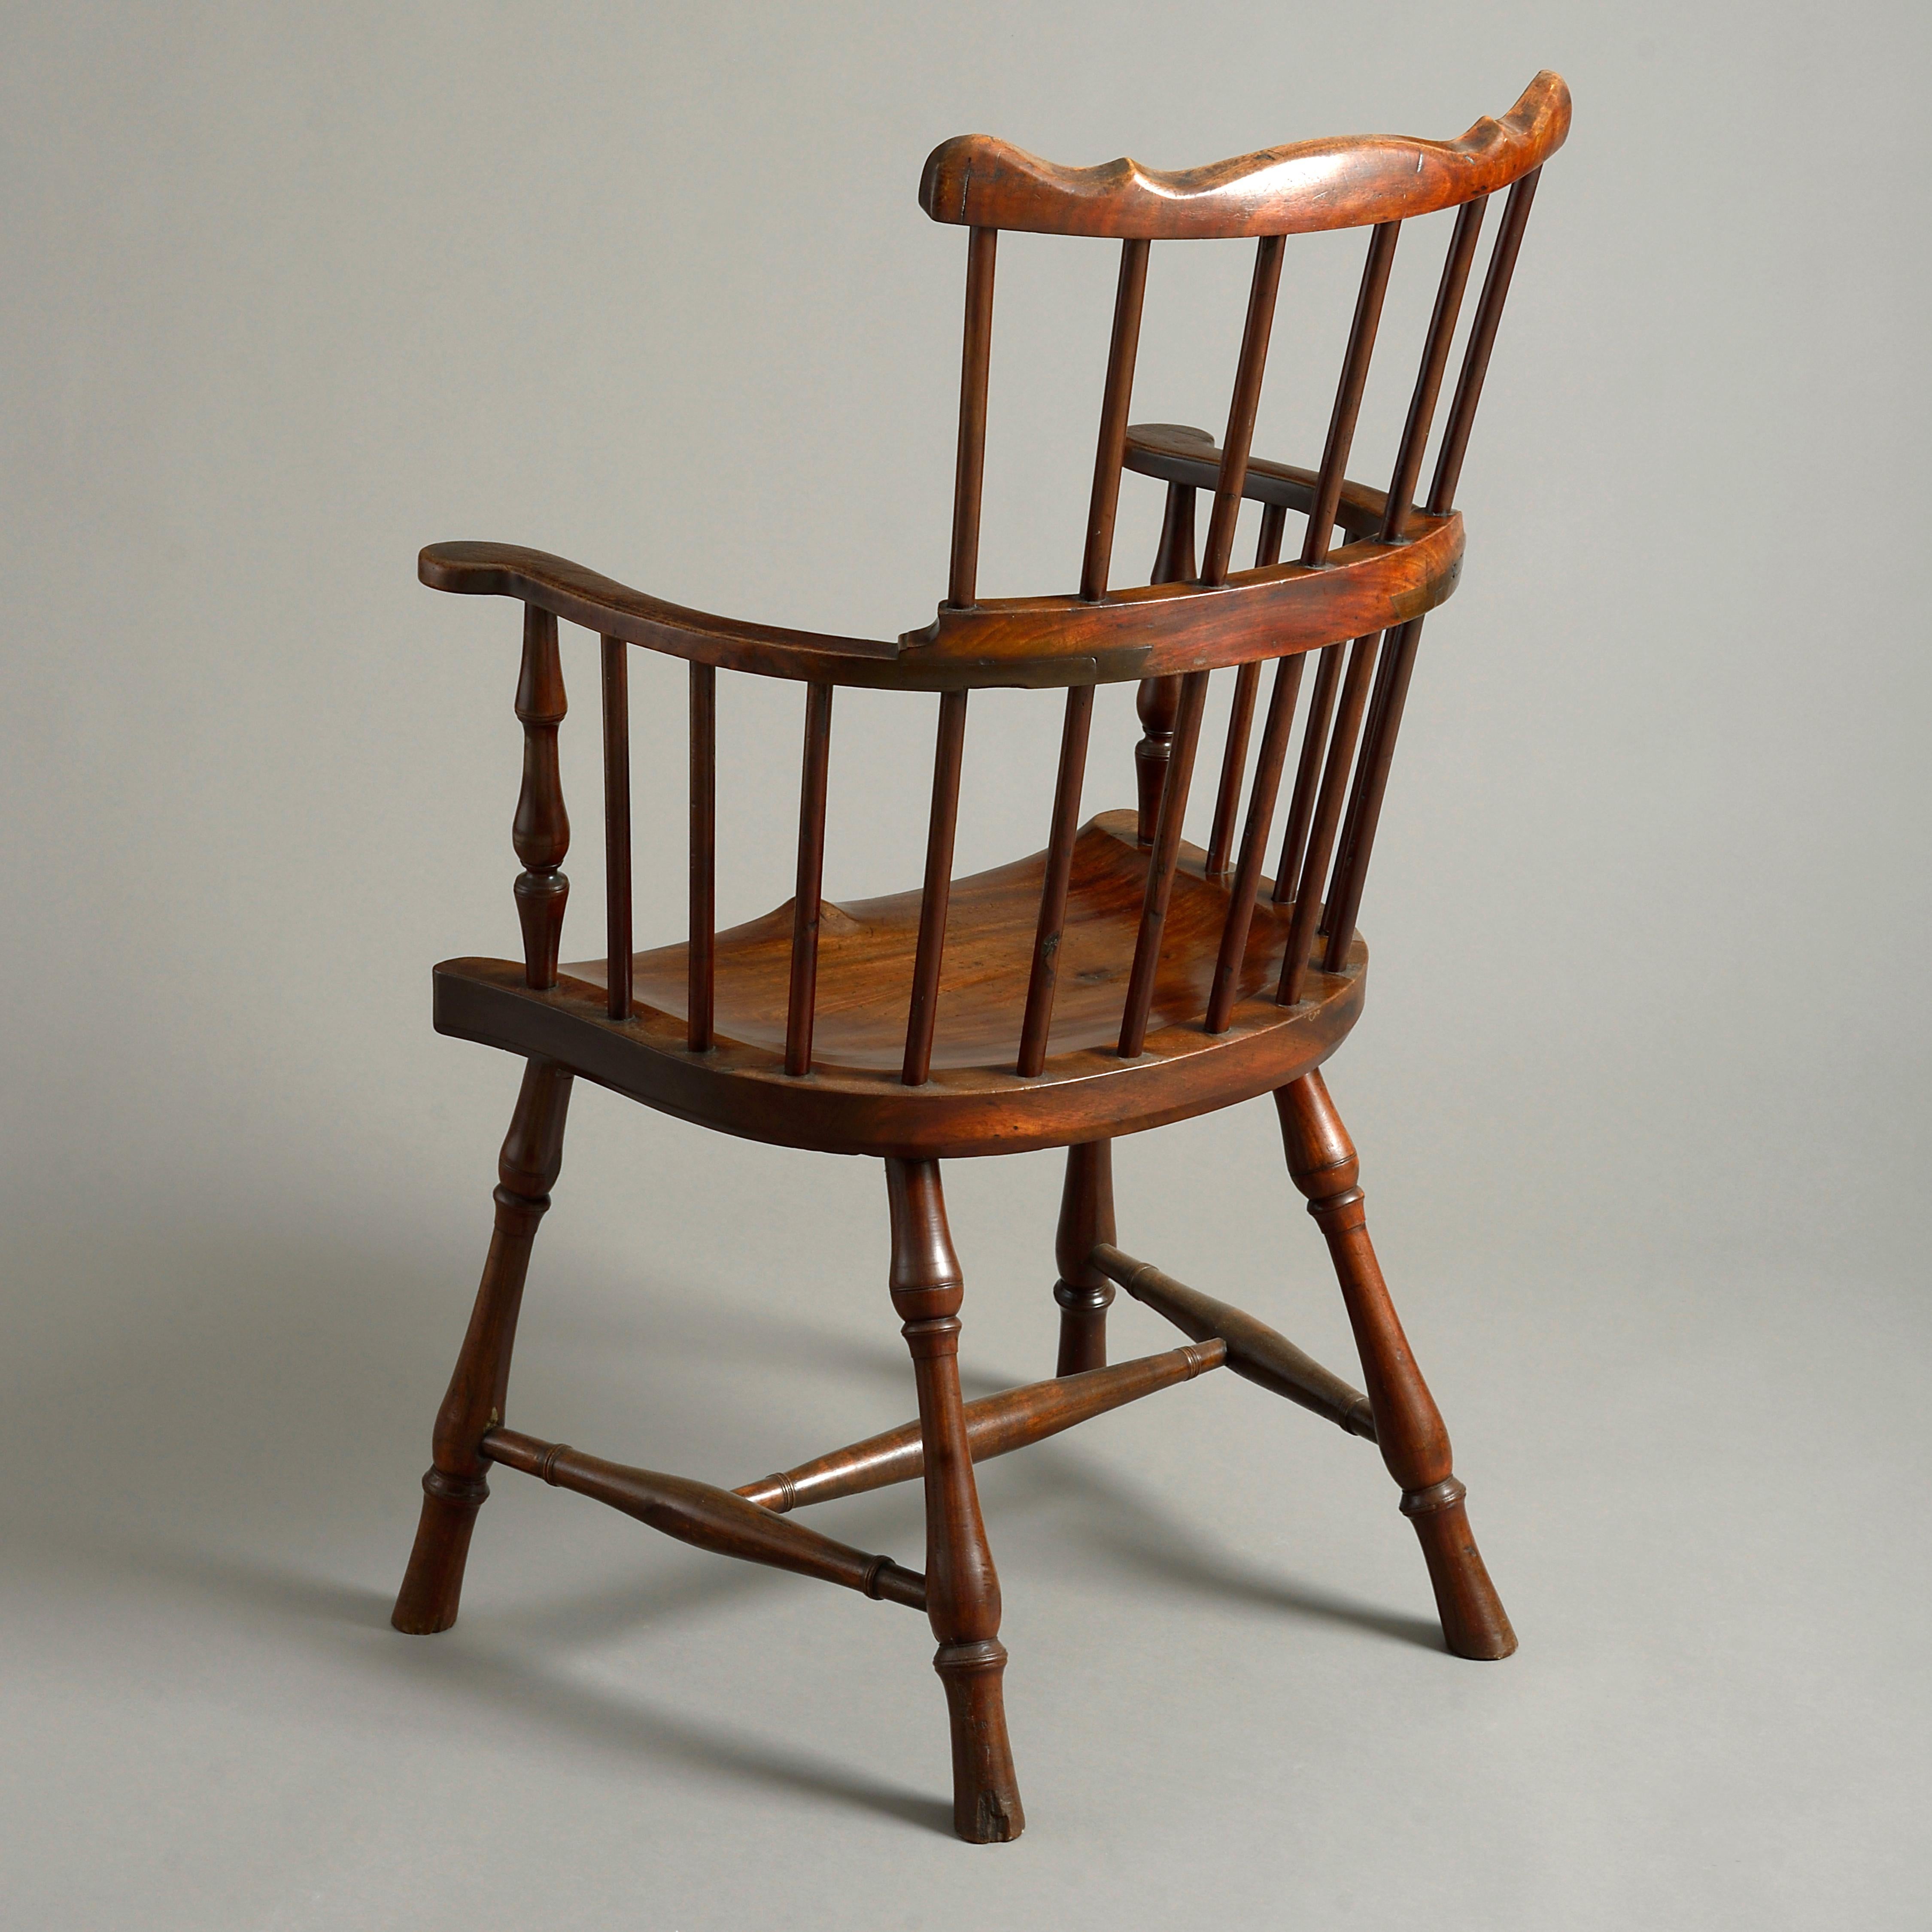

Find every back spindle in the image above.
[784,683,835,1077]
[1234,222,1400,998]
[947,227,999,609]
[1081,238,1151,602]
[1205,501,1287,877]
[1312,197,1487,982]
[688,662,716,1050]
[1301,222,1399,567]
[1200,234,1285,584]
[1204,647,1305,1032]
[600,637,632,1022]
[1122,235,1282,1049]
[1118,668,1209,1058]
[1319,171,1543,970]
[902,690,969,1086]
[512,605,568,990]
[1273,642,1342,902]
[1016,683,1096,1076]
[1020,239,1144,1065]
[1276,629,1378,1005]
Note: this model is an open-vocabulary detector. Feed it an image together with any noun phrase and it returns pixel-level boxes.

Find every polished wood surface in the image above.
[887,1159,1023,1842]
[1052,1140,1116,1374]
[687,661,716,1050]
[483,1425,927,1610]
[1276,1072,1516,1659]
[398,78,1564,1841]
[599,637,632,1022]
[432,813,1362,1162]
[1015,683,1096,1076]
[510,608,568,990]
[1091,1243,1375,1438]
[919,73,1568,238]
[392,1058,572,1634]
[733,1339,1221,1515]
[421,504,1462,691]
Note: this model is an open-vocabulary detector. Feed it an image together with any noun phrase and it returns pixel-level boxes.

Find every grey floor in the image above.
[6,1077,1925,1932]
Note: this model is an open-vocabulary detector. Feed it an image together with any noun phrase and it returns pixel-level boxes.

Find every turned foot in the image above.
[887,1158,1025,1841]
[392,1058,572,1635]
[1276,1071,1516,1660]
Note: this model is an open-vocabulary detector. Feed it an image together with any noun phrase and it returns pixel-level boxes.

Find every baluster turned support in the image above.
[1133,483,1196,844]
[392,1057,574,1634]
[600,638,632,1022]
[1052,1141,1116,1375]
[887,1158,1024,1843]
[1275,1071,1516,1660]
[512,607,568,988]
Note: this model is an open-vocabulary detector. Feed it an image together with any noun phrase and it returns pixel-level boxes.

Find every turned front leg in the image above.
[1275,1071,1516,1660]
[886,1158,1024,1843]
[1052,1141,1116,1376]
[392,1057,573,1634]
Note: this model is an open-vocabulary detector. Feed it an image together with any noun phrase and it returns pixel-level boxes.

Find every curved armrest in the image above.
[422,541,914,683]
[1122,423,1403,540]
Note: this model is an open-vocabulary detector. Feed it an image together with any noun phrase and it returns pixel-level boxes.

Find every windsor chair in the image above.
[393,73,1571,1842]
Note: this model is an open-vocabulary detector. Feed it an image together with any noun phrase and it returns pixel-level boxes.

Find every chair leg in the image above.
[1274,1071,1517,1660]
[392,1057,574,1635]
[885,1158,1024,1843]
[1052,1140,1115,1376]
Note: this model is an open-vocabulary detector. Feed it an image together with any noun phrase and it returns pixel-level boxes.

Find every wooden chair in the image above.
[393,74,1571,1842]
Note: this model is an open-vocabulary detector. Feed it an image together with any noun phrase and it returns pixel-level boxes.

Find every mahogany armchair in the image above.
[393,73,1571,1842]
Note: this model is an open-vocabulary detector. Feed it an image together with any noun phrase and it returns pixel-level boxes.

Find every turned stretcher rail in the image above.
[734,1339,1225,1514]
[1090,1244,1378,1439]
[481,1426,927,1608]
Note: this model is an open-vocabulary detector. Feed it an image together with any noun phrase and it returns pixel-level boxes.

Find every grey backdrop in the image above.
[4,4,1927,1928]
